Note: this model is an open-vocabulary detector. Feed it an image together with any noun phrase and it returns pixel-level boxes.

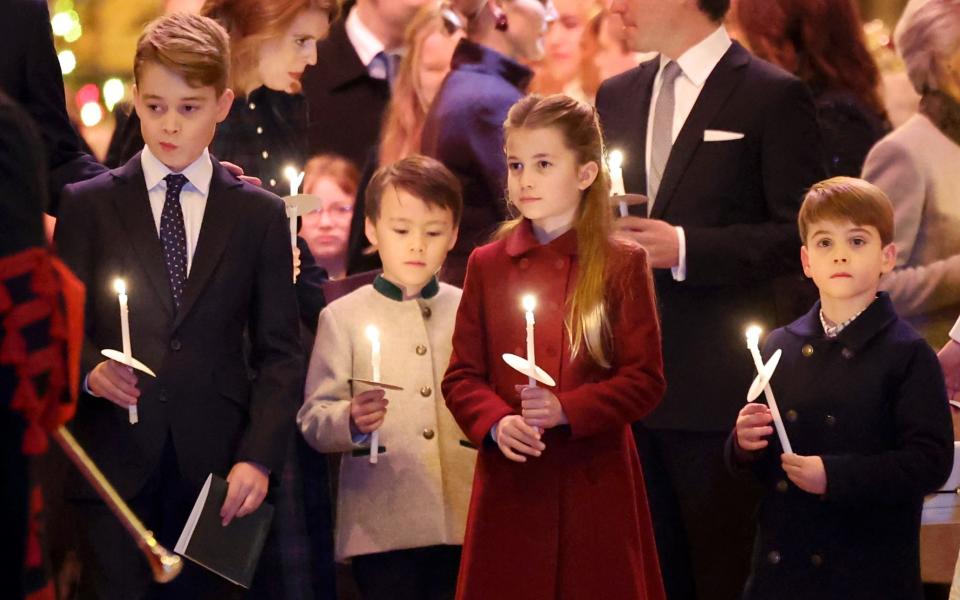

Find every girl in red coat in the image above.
[442,94,667,600]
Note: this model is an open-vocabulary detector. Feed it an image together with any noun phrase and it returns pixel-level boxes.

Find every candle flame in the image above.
[522,294,536,312]
[365,324,380,343]
[608,150,624,170]
[745,325,762,345]
[113,278,126,295]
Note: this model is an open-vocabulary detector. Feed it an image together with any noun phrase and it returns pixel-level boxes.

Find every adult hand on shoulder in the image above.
[938,339,960,400]
[781,454,827,495]
[219,161,262,187]
[517,384,568,430]
[612,216,679,268]
[735,403,773,451]
[221,462,269,526]
[350,389,388,435]
[88,359,140,409]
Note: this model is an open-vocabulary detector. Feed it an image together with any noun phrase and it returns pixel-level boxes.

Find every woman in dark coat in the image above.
[732,0,889,177]
[421,0,557,286]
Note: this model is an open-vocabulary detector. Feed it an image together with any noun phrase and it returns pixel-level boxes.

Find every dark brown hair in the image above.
[798,176,894,246]
[365,155,463,225]
[134,13,232,95]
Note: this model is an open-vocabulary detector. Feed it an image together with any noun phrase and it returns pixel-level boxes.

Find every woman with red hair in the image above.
[732,0,889,177]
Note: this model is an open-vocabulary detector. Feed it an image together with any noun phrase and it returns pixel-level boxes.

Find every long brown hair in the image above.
[733,0,886,119]
[379,5,462,166]
[201,0,338,96]
[499,94,614,367]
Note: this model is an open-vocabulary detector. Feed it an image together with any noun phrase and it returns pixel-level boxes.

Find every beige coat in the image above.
[864,113,960,346]
[298,282,474,561]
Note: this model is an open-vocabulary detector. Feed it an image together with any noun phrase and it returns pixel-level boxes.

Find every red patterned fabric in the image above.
[0,247,84,454]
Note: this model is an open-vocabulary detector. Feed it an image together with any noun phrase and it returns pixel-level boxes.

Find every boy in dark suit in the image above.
[54,13,303,597]
[731,177,953,599]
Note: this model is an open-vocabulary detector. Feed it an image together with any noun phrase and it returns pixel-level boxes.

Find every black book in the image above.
[174,474,274,588]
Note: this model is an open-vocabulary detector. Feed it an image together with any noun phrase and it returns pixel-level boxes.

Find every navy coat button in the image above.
[519,258,530,269]
[775,479,788,493]
[811,554,823,567]
[801,344,814,357]
[767,550,782,565]
[170,339,182,351]
[825,414,836,427]
[785,409,798,423]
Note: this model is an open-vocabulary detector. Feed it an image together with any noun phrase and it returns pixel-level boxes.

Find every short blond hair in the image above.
[895,0,960,94]
[798,177,895,246]
[134,13,231,96]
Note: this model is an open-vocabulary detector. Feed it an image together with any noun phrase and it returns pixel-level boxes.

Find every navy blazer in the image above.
[597,43,826,430]
[54,154,304,499]
[421,39,533,285]
[730,294,953,600]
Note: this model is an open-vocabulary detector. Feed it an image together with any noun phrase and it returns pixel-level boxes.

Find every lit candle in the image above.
[284,166,305,249]
[608,150,628,218]
[522,295,537,388]
[365,325,382,464]
[114,279,137,425]
[745,326,792,454]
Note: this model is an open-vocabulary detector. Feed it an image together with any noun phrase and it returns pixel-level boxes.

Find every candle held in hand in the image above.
[365,325,382,464]
[114,278,138,425]
[522,295,537,388]
[745,325,792,454]
[608,150,628,217]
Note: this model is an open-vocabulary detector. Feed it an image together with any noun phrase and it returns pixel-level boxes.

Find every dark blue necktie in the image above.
[160,173,189,310]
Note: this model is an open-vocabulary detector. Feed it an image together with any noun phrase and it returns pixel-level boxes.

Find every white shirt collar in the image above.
[345,5,386,68]
[661,26,732,88]
[140,145,213,196]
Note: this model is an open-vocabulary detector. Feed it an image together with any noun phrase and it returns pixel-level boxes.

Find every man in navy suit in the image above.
[55,15,303,597]
[597,1,825,598]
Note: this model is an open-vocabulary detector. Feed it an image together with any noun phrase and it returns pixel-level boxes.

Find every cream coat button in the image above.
[416,345,427,356]
[422,428,435,440]
[420,386,432,397]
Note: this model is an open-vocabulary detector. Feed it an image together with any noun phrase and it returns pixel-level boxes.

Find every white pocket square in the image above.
[703,129,744,142]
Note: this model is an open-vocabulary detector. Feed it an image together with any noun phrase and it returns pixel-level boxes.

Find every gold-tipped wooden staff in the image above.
[53,426,183,583]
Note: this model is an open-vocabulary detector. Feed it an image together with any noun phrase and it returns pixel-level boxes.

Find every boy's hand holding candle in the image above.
[735,403,774,451]
[350,389,388,436]
[781,454,827,495]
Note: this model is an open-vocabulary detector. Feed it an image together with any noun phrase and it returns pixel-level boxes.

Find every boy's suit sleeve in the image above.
[236,201,304,473]
[298,304,360,453]
[821,339,954,506]
[53,187,107,380]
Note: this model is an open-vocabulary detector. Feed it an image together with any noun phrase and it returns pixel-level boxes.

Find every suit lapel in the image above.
[651,43,750,220]
[173,160,243,330]
[110,154,175,318]
[628,61,657,196]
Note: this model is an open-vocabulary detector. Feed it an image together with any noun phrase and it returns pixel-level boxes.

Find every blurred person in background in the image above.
[862,0,960,348]
[301,154,361,281]
[346,3,465,275]
[531,0,599,102]
[579,8,645,103]
[422,0,557,285]
[733,0,890,177]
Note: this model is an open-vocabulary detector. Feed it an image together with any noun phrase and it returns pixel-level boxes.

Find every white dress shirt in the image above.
[645,26,732,281]
[140,145,212,275]
[345,5,386,68]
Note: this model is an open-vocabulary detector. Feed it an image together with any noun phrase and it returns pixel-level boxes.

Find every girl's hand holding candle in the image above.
[517,385,568,430]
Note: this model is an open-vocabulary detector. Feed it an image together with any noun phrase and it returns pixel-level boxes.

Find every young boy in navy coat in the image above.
[729,177,954,600]
[54,14,303,597]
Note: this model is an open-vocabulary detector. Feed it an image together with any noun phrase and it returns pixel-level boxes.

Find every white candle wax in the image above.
[114,279,137,425]
[745,327,792,454]
[522,295,537,388]
[365,325,382,464]
[284,166,304,197]
[608,151,628,218]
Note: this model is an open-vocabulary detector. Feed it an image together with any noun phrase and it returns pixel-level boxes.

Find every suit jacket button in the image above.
[767,550,781,565]
[158,391,168,403]
[420,386,432,397]
[421,306,432,319]
[825,414,836,427]
[422,428,435,440]
[801,344,814,357]
[775,479,788,493]
[841,347,854,359]
[785,409,798,423]
[170,339,182,351]
[810,554,823,567]
[416,344,427,356]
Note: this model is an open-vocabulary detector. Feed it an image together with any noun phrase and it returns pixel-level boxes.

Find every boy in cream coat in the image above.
[298,155,473,599]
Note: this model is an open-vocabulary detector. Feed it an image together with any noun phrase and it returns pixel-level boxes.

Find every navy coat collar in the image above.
[450,39,533,93]
[785,292,898,351]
